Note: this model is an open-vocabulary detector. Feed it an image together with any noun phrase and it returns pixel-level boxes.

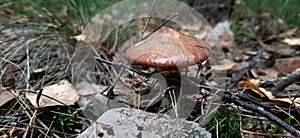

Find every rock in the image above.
[80,94,130,121]
[75,82,129,121]
[77,108,211,138]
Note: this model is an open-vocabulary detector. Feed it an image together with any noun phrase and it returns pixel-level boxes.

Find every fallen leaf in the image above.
[282,38,300,46]
[211,62,237,71]
[231,62,249,72]
[278,28,298,38]
[259,88,300,107]
[250,69,259,78]
[275,44,296,57]
[257,87,277,99]
[0,89,14,106]
[257,68,279,78]
[265,28,298,42]
[249,79,261,86]
[275,57,300,75]
[26,80,79,107]
[243,80,266,98]
[245,51,258,56]
[244,81,300,107]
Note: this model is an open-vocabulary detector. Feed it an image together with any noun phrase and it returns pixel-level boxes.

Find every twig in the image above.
[99,0,158,96]
[240,129,298,138]
[169,89,178,118]
[236,93,297,112]
[216,118,219,138]
[231,50,263,83]
[182,77,300,137]
[5,89,34,138]
[45,121,53,137]
[237,105,245,137]
[138,0,157,41]
[272,89,300,98]
[142,13,178,40]
[223,92,300,137]
[271,70,300,91]
[94,56,151,77]
[274,105,300,125]
[0,127,26,131]
[0,57,27,79]
[19,90,70,107]
[16,122,74,137]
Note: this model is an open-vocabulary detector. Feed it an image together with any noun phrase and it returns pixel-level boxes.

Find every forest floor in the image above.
[0,0,300,137]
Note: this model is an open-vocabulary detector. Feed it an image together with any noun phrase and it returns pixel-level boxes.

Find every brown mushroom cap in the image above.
[123,27,210,69]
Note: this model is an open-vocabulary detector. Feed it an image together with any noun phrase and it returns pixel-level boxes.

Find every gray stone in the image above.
[80,94,130,121]
[77,108,211,138]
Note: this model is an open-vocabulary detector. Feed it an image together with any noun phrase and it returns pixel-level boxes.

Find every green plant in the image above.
[267,116,295,137]
[244,0,300,26]
[232,0,300,37]
[231,21,251,42]
[267,124,286,136]
[53,108,78,131]
[206,106,243,138]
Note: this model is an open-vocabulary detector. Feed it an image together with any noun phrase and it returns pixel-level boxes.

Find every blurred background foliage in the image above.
[1,0,299,37]
[235,0,300,26]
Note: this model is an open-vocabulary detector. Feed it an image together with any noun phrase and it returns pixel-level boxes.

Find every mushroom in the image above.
[123,26,210,111]
[124,27,210,69]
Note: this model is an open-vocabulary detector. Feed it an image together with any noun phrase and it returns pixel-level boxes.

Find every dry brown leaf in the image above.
[250,69,259,78]
[243,80,266,98]
[244,80,300,107]
[0,90,14,106]
[278,28,298,38]
[256,68,278,83]
[257,68,279,78]
[259,88,300,107]
[245,51,258,56]
[275,57,300,75]
[275,97,300,107]
[282,38,300,46]
[211,62,237,71]
[249,79,261,87]
[257,87,277,99]
[26,80,79,107]
[275,44,296,57]
[232,62,249,72]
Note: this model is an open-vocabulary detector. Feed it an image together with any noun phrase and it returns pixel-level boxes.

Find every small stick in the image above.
[182,77,300,137]
[136,0,157,108]
[138,0,157,42]
[271,70,300,91]
[240,129,298,138]
[100,0,158,97]
[231,50,263,83]
[94,56,151,77]
[142,13,178,40]
[223,92,300,137]
[20,90,69,107]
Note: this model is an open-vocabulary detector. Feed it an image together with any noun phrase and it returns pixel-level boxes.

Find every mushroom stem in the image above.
[156,69,182,110]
